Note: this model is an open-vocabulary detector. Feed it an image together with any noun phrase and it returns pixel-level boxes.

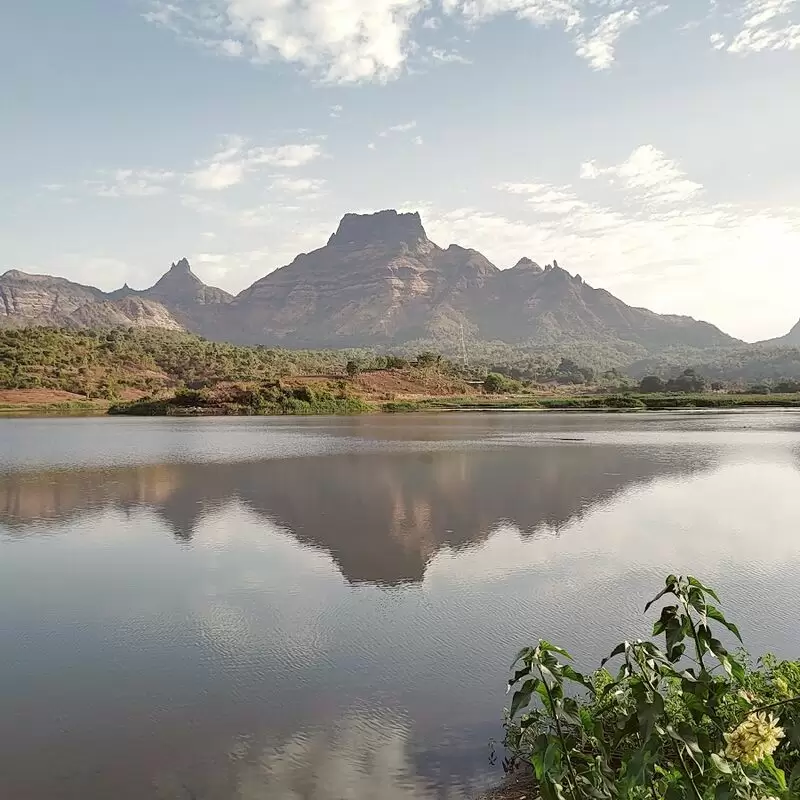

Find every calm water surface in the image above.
[1,412,800,799]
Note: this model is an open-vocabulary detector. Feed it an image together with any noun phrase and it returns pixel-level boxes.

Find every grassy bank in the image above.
[383,391,800,412]
[109,383,371,416]
[0,400,107,416]
[4,386,800,418]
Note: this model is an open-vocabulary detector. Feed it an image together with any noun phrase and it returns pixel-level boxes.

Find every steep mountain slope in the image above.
[0,259,230,331]
[67,297,183,330]
[760,318,800,347]
[0,270,105,327]
[1,210,740,358]
[218,211,497,345]
[480,260,736,351]
[219,210,738,352]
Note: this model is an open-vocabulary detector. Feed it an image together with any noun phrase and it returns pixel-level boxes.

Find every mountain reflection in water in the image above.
[2,413,800,800]
[0,445,713,584]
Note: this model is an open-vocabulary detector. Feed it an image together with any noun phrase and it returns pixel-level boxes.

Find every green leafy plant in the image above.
[504,575,800,800]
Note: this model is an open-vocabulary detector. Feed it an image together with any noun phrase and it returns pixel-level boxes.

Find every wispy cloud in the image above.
[72,136,324,199]
[379,120,417,137]
[270,176,327,196]
[85,169,176,198]
[713,0,800,54]
[447,144,800,339]
[496,182,588,213]
[581,145,703,205]
[189,137,323,191]
[144,0,427,84]
[143,0,669,82]
[575,8,640,69]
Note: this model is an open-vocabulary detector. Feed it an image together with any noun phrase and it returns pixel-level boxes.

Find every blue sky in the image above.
[3,0,799,340]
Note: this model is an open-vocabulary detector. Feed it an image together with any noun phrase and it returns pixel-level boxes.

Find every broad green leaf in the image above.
[714,782,732,800]
[762,754,787,791]
[539,640,572,659]
[706,604,743,642]
[543,739,563,776]
[687,576,721,603]
[710,753,732,774]
[509,664,531,688]
[539,664,558,690]
[562,665,592,690]
[510,678,537,718]
[511,647,531,668]
[636,689,664,742]
[601,641,628,667]
[789,761,800,790]
[645,586,672,613]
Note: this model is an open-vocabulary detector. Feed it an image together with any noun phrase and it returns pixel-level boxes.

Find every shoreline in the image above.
[2,392,800,418]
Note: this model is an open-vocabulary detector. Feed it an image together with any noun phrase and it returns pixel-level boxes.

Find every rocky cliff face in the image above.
[0,270,105,326]
[0,259,230,331]
[219,210,500,345]
[214,210,737,351]
[67,297,184,330]
[1,210,740,355]
[140,258,233,307]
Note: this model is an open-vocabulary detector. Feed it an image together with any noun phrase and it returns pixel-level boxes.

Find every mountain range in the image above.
[2,209,792,359]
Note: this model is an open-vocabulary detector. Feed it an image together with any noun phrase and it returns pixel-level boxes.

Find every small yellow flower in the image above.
[724,712,785,765]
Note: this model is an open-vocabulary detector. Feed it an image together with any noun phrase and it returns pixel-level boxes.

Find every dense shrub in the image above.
[504,575,800,800]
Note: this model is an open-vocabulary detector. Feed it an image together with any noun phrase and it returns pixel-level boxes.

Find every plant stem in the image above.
[743,695,800,718]
[674,743,703,800]
[682,599,706,671]
[538,664,581,800]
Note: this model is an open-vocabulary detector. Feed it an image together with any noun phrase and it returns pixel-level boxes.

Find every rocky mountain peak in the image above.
[327,210,430,251]
[509,257,542,274]
[169,258,193,275]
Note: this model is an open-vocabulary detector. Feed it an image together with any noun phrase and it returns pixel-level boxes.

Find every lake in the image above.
[1,412,800,799]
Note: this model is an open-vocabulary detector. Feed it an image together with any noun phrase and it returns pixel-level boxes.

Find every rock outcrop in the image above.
[1,210,740,355]
[213,210,738,351]
[0,270,105,326]
[0,259,230,331]
[67,297,184,330]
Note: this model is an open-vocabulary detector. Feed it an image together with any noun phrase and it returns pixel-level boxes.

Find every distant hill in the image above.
[1,209,739,363]
[759,318,800,348]
[0,259,230,331]
[216,210,738,354]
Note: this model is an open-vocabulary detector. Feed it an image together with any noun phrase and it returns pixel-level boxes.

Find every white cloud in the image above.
[189,137,323,191]
[575,8,640,69]
[144,0,427,84]
[423,144,800,340]
[74,137,324,199]
[443,0,661,69]
[367,142,377,150]
[85,169,176,198]
[581,145,703,205]
[710,31,727,48]
[271,176,327,195]
[726,0,800,53]
[379,120,417,137]
[144,0,666,82]
[413,135,424,145]
[496,181,588,213]
[425,46,472,63]
[190,160,245,191]
[330,104,344,118]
